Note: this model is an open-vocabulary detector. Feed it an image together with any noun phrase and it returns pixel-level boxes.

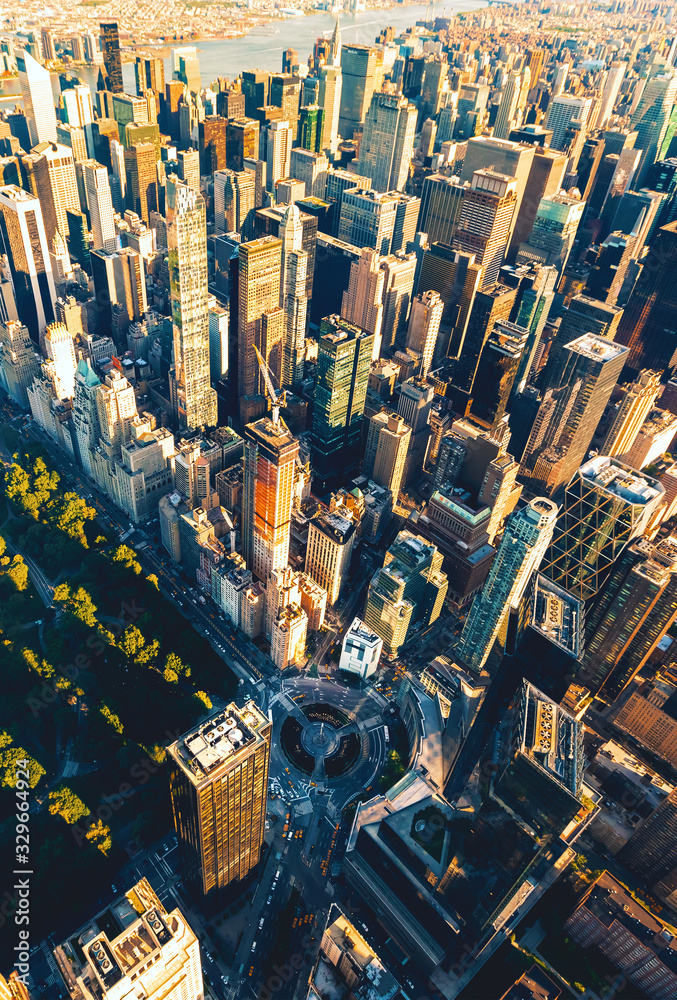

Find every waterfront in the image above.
[91,2,486,90]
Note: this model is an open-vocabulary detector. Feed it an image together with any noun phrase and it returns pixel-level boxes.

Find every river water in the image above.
[36,1,486,96]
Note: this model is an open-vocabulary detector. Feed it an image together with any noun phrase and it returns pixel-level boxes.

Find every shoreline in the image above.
[119,1,487,59]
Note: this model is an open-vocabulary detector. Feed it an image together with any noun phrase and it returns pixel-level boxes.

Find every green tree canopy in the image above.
[0,730,45,788]
[48,783,91,824]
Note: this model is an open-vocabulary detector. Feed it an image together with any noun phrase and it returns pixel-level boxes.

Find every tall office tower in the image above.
[546,294,623,381]
[15,48,57,146]
[306,509,355,606]
[100,22,123,93]
[242,69,270,118]
[238,236,283,414]
[405,290,443,376]
[0,321,39,408]
[602,370,661,458]
[168,702,271,901]
[507,263,558,397]
[631,72,677,188]
[621,786,677,893]
[598,62,626,127]
[177,148,200,194]
[279,204,308,390]
[338,44,380,138]
[418,174,467,246]
[461,137,535,249]
[520,334,629,499]
[216,87,245,119]
[72,358,101,475]
[616,222,677,377]
[298,106,325,153]
[289,148,328,199]
[213,169,255,237]
[397,376,434,485]
[391,193,420,254]
[208,300,228,384]
[379,252,416,351]
[542,456,664,604]
[198,115,227,175]
[41,28,56,63]
[338,189,398,256]
[226,118,260,172]
[363,412,411,499]
[90,247,147,340]
[453,170,518,289]
[341,248,384,360]
[508,148,568,257]
[455,82,490,139]
[469,321,526,431]
[55,878,204,1000]
[124,143,157,223]
[452,283,517,401]
[166,176,217,431]
[57,122,88,163]
[67,208,91,272]
[243,416,299,579]
[582,535,677,700]
[364,530,447,657]
[546,95,593,165]
[354,92,417,193]
[135,55,165,97]
[43,321,77,400]
[29,142,79,246]
[516,192,586,275]
[270,73,301,140]
[265,119,292,193]
[456,497,558,673]
[319,65,342,154]
[494,72,524,140]
[0,186,56,341]
[526,48,544,89]
[174,47,201,94]
[311,315,374,489]
[82,159,116,252]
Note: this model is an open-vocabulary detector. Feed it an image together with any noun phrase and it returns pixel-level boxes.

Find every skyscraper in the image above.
[405,290,443,376]
[311,315,374,488]
[620,786,677,890]
[319,65,342,154]
[237,236,284,417]
[226,117,260,172]
[338,188,398,256]
[631,71,677,188]
[213,169,255,237]
[82,159,116,252]
[166,176,217,431]
[243,416,299,580]
[460,136,535,250]
[90,248,146,340]
[124,142,158,223]
[135,55,165,98]
[469,321,527,432]
[168,702,272,901]
[265,119,293,193]
[44,321,77,400]
[615,221,677,377]
[541,456,665,601]
[418,173,467,246]
[379,252,416,351]
[198,115,227,175]
[545,95,593,165]
[340,248,385,360]
[298,106,325,153]
[598,62,626,127]
[363,412,411,499]
[516,193,586,275]
[339,44,381,138]
[601,369,661,458]
[453,170,518,288]
[279,204,308,390]
[28,142,80,246]
[519,334,629,499]
[456,497,558,673]
[100,22,124,93]
[582,535,677,698]
[0,321,39,408]
[354,92,417,193]
[493,70,527,140]
[15,48,58,146]
[0,185,56,340]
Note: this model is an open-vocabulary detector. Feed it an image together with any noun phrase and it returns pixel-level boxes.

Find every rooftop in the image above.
[530,575,584,658]
[579,456,663,505]
[567,332,628,364]
[168,702,268,781]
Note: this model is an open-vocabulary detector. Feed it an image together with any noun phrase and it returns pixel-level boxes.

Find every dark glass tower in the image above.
[100,22,123,94]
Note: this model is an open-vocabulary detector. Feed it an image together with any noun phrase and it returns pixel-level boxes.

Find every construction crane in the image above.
[254,345,285,426]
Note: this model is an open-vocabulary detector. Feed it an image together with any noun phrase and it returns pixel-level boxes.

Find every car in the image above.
[248,966,254,977]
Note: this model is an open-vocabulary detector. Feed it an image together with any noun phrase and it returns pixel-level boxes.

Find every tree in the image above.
[195,690,212,710]
[0,730,45,788]
[111,545,142,575]
[5,555,28,591]
[163,652,191,684]
[54,584,99,629]
[118,626,146,660]
[48,784,90,824]
[99,704,124,736]
[85,818,112,855]
[21,648,55,681]
[44,492,96,543]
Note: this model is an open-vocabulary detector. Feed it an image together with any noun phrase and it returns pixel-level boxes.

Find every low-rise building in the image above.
[339,618,383,679]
